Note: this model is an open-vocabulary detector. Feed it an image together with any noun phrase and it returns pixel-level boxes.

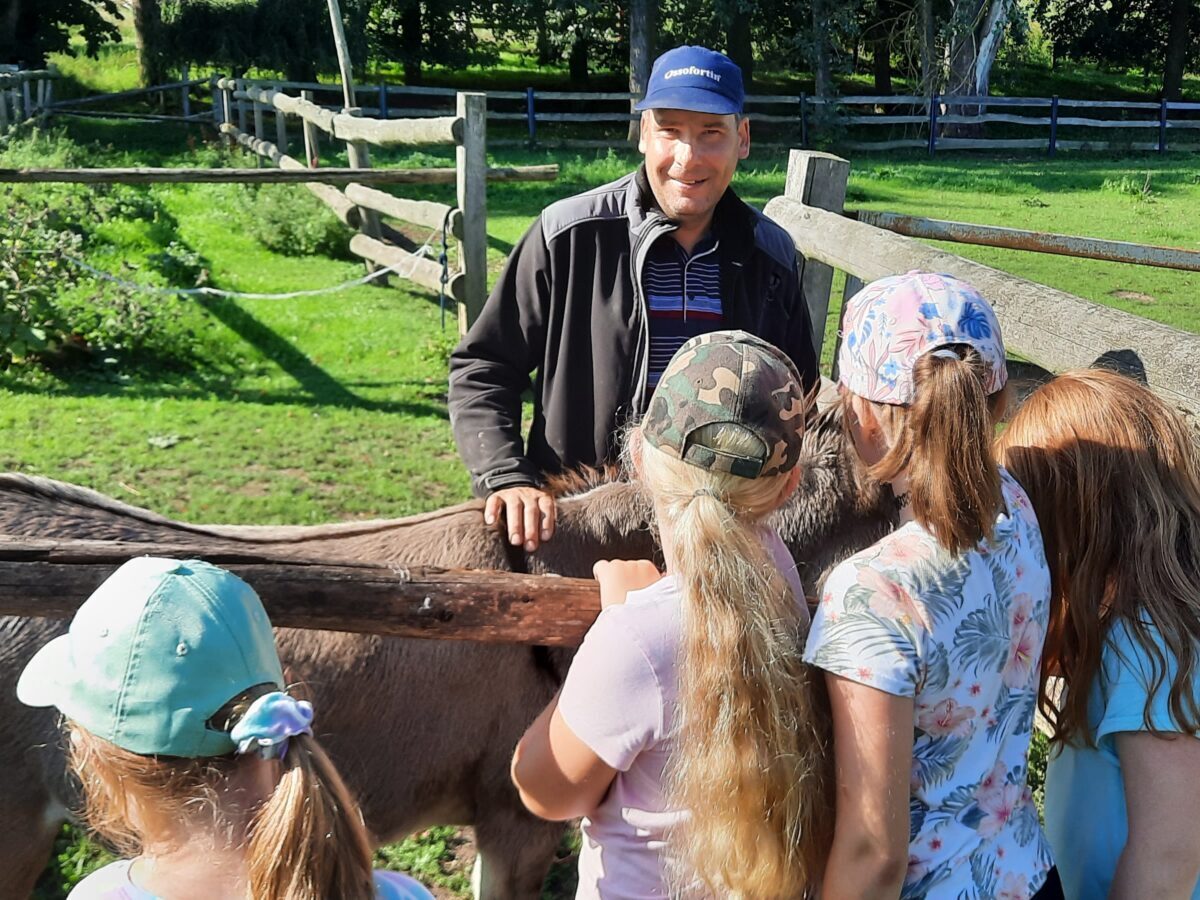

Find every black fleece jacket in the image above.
[448,166,819,496]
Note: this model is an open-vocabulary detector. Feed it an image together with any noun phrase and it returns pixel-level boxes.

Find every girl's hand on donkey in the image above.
[593,559,663,609]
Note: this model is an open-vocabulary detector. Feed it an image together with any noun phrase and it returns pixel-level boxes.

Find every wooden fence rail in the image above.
[767,150,1200,420]
[233,77,1199,154]
[851,211,1200,273]
[0,538,600,646]
[214,77,492,328]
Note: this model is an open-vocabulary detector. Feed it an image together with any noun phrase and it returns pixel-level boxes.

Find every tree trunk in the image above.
[132,0,168,87]
[727,7,755,88]
[536,17,555,66]
[627,0,656,141]
[920,0,936,93]
[943,0,1007,132]
[401,0,423,85]
[812,0,834,97]
[569,32,590,85]
[1163,0,1190,101]
[872,35,893,94]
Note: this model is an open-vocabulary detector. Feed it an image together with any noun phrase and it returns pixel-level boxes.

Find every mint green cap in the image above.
[17,557,284,758]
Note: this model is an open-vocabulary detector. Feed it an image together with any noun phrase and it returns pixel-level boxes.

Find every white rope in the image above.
[45,226,443,301]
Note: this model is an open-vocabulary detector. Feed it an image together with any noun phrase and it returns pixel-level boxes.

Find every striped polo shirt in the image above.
[643,233,723,389]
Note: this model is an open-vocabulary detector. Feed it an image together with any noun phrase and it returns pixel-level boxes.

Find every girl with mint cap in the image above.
[804,272,1064,899]
[18,556,433,900]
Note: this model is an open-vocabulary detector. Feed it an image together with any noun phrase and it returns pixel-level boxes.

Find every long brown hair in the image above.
[633,424,834,898]
[854,346,1010,554]
[997,368,1200,746]
[67,690,377,900]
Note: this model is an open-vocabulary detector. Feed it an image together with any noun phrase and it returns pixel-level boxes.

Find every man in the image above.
[449,45,819,552]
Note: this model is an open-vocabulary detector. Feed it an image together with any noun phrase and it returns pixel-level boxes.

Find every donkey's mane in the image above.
[542,465,626,499]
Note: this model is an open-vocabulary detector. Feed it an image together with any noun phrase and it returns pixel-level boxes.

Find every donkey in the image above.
[0,404,894,899]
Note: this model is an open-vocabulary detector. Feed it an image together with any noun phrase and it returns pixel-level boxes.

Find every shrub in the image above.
[243,184,354,260]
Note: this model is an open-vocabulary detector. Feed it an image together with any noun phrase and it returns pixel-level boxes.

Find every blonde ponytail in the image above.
[637,425,833,897]
[245,733,377,900]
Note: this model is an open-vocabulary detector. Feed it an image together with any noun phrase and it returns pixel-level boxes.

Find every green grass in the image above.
[7,107,1200,896]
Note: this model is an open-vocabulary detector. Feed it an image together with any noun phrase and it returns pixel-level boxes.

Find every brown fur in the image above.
[0,404,893,899]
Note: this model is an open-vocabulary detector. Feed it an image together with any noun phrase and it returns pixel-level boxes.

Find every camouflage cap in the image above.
[642,330,807,479]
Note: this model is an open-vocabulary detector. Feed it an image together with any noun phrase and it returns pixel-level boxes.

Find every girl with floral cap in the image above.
[997,369,1200,898]
[511,330,833,898]
[804,272,1062,899]
[18,556,433,900]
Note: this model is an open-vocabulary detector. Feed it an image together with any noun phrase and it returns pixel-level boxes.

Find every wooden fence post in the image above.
[378,81,388,119]
[272,84,288,153]
[181,64,190,118]
[0,92,8,133]
[927,93,939,156]
[526,87,536,146]
[21,79,32,118]
[1158,99,1168,154]
[457,92,488,332]
[783,149,851,362]
[220,78,234,146]
[1048,95,1059,157]
[799,92,808,148]
[301,89,318,166]
[237,79,248,134]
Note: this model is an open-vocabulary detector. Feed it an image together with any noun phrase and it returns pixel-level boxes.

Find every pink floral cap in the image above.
[837,271,1007,405]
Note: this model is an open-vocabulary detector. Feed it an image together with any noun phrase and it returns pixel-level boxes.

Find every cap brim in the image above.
[635,87,741,115]
[17,634,73,708]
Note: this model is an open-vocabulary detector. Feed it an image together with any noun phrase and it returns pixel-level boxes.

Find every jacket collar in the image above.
[627,164,757,261]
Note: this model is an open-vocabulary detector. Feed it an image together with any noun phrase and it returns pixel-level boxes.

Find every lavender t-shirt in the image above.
[557,529,807,900]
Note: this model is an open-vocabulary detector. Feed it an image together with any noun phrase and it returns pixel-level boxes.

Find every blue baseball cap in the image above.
[18,557,285,757]
[635,46,744,116]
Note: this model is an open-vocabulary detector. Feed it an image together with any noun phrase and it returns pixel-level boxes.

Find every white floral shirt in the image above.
[805,469,1055,899]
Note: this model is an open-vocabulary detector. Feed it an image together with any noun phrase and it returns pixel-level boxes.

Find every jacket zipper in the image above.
[629,215,676,413]
[681,240,719,323]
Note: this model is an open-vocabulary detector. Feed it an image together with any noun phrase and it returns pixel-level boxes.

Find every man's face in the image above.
[639,108,751,227]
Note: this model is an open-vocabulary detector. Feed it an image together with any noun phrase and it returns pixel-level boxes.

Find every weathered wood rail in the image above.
[771,150,1200,420]
[214,76,492,328]
[233,77,1200,154]
[851,211,1200,274]
[0,538,600,646]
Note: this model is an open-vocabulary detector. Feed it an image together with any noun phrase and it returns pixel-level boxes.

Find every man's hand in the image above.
[593,559,662,609]
[485,486,556,552]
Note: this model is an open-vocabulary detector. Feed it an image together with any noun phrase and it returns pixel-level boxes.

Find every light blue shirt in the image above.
[68,859,435,899]
[1044,621,1200,900]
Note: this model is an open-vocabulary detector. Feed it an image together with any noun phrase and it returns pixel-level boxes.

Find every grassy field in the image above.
[5,56,1200,893]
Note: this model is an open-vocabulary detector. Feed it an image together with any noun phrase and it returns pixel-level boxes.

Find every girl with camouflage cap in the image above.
[805,272,1062,899]
[512,330,833,898]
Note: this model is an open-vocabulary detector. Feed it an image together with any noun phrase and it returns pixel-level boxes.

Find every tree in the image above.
[628,0,656,140]
[0,0,120,68]
[134,0,371,83]
[1036,0,1197,100]
[367,0,496,85]
[1163,0,1192,99]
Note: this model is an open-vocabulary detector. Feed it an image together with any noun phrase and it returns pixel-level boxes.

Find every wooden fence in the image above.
[0,68,58,138]
[214,76,490,327]
[822,94,1200,154]
[767,150,1200,420]
[232,78,1200,154]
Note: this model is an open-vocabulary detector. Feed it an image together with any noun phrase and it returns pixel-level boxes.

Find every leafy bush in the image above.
[243,184,354,260]
[32,824,116,900]
[0,203,76,367]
